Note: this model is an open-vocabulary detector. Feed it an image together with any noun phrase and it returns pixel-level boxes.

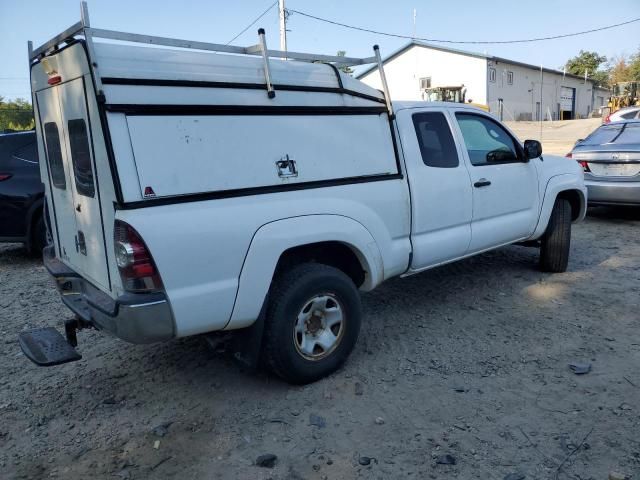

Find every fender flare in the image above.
[530,174,587,240]
[226,214,384,330]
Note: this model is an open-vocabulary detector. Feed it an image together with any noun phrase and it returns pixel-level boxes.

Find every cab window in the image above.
[412,112,459,168]
[455,113,520,166]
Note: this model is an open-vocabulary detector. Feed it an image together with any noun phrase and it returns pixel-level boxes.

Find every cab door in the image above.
[397,108,473,270]
[452,111,539,253]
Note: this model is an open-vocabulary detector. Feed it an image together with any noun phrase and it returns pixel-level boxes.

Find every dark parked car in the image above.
[0,130,47,254]
[569,120,640,206]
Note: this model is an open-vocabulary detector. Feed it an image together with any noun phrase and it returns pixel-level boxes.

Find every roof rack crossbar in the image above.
[30,21,84,59]
[28,2,393,104]
[29,3,376,67]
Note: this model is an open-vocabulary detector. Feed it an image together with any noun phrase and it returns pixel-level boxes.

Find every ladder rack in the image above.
[28,2,394,116]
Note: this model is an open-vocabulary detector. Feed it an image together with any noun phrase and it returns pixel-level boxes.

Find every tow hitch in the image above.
[18,317,90,366]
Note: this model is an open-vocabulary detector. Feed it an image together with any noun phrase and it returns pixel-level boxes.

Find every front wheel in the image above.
[539,198,571,272]
[263,263,362,384]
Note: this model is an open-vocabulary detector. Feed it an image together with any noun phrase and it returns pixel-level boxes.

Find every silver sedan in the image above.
[569,120,640,206]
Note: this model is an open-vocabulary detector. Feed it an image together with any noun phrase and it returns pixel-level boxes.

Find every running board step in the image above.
[18,327,82,366]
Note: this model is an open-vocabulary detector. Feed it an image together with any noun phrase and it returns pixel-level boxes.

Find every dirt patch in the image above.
[1,207,639,479]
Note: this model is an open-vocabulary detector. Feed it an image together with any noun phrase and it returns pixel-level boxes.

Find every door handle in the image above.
[474,179,491,188]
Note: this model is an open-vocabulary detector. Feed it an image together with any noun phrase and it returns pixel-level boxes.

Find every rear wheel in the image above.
[28,215,46,257]
[539,198,571,272]
[263,263,362,384]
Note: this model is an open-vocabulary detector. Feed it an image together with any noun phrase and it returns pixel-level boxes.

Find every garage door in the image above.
[560,87,574,111]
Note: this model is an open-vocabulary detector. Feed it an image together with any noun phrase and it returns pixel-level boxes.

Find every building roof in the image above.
[356,41,606,87]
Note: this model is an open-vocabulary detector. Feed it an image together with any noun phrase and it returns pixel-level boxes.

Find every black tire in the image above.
[263,263,362,384]
[28,215,46,257]
[539,198,571,272]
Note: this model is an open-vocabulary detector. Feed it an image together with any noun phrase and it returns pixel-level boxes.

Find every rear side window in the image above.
[412,112,459,168]
[620,111,637,120]
[44,122,66,189]
[68,119,95,198]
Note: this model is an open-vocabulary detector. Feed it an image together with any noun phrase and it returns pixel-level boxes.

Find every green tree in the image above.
[627,46,640,81]
[336,51,353,75]
[609,56,633,84]
[565,50,609,87]
[0,97,34,132]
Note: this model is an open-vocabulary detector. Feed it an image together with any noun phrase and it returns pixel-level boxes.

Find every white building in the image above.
[357,41,610,121]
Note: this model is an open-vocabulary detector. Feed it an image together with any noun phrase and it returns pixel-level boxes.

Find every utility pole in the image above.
[412,8,417,39]
[279,0,287,56]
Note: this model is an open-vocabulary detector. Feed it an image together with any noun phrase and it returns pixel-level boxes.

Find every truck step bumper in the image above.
[18,327,82,366]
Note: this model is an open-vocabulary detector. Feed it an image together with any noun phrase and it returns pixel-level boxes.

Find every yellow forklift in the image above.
[608,81,639,112]
[423,85,489,111]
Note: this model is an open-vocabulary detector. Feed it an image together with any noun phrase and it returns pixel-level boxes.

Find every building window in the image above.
[419,77,431,89]
[507,71,514,85]
[489,68,496,83]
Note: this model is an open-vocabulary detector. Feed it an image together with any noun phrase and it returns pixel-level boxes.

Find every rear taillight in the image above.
[113,220,163,292]
[566,153,590,172]
[603,114,611,124]
[0,174,12,181]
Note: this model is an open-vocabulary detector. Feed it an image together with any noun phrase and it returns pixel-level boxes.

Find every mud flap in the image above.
[229,297,268,370]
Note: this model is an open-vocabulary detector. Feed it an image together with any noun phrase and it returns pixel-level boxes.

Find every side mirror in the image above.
[524,139,542,160]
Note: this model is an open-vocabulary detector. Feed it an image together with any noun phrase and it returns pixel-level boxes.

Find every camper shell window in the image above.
[68,119,95,198]
[44,122,66,190]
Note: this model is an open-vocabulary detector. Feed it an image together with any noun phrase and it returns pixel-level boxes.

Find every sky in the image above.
[1,0,639,102]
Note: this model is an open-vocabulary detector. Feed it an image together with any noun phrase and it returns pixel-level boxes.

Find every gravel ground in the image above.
[1,207,639,480]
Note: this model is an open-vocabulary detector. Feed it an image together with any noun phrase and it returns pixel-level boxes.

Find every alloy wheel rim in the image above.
[293,293,345,361]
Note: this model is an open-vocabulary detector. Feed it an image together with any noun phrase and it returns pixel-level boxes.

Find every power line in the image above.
[226,1,278,45]
[287,8,640,45]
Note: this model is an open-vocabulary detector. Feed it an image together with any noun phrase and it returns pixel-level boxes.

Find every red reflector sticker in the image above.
[47,75,62,85]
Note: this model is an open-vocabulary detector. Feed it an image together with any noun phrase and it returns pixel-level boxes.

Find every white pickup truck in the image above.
[20,8,586,384]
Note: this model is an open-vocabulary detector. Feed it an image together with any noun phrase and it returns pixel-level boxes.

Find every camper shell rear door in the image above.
[32,43,111,292]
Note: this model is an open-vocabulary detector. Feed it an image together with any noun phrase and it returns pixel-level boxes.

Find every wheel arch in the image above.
[530,174,587,240]
[226,214,384,330]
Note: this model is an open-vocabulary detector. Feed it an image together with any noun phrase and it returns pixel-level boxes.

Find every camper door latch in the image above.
[276,155,298,178]
[75,231,87,256]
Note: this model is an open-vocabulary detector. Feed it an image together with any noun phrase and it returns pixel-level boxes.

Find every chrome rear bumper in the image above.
[44,246,175,344]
